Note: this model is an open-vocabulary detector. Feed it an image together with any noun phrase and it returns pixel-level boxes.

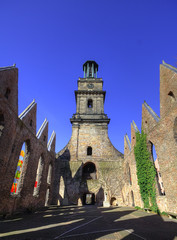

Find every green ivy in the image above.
[134,130,158,212]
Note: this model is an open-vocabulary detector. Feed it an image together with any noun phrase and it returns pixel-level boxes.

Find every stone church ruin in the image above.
[0,60,177,215]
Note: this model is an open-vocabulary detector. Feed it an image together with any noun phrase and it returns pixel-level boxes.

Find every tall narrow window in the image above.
[150,142,165,196]
[0,113,4,137]
[131,191,135,206]
[11,141,30,195]
[173,117,177,142]
[88,99,93,108]
[33,155,44,196]
[47,164,52,185]
[4,88,11,99]
[58,176,65,206]
[87,146,92,156]
[129,167,132,185]
[45,187,50,206]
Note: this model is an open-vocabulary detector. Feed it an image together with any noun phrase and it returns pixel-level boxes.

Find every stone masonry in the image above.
[0,66,56,215]
[0,60,177,215]
[53,61,124,206]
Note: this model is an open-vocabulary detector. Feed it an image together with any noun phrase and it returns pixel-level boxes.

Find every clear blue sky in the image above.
[1,1,177,153]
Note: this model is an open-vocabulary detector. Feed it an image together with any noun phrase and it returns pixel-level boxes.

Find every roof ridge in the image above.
[36,118,48,139]
[143,101,160,122]
[132,120,139,132]
[0,64,16,71]
[125,134,131,151]
[19,100,36,119]
[47,131,56,151]
[162,60,177,73]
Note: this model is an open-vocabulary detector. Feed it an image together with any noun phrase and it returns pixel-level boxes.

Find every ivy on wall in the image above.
[134,130,158,212]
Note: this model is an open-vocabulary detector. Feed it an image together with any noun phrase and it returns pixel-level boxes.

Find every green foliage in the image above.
[134,130,158,212]
[134,206,142,210]
[161,211,168,216]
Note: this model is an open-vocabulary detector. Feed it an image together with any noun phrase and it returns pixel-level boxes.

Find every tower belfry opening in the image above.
[83,60,98,78]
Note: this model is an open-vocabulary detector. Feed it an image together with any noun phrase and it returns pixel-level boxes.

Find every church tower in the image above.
[71,60,110,126]
[55,61,124,206]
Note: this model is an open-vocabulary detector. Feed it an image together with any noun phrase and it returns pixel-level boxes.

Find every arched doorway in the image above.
[83,193,95,205]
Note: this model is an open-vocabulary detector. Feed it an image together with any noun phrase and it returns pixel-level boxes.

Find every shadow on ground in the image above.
[0,205,177,240]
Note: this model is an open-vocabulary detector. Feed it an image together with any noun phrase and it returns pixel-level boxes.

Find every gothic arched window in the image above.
[11,141,30,195]
[33,155,44,196]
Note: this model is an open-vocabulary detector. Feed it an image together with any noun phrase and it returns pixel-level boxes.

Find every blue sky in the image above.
[1,1,177,153]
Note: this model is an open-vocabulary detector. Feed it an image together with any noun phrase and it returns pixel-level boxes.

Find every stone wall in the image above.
[1,61,177,215]
[122,62,177,213]
[54,122,124,206]
[0,66,56,215]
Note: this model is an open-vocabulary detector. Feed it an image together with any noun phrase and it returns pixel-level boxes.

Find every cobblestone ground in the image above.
[0,206,177,240]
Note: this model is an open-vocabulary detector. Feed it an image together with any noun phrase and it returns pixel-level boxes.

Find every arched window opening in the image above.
[88,99,93,108]
[0,113,4,137]
[30,119,33,127]
[110,197,117,206]
[168,91,176,101]
[129,167,132,185]
[87,146,92,156]
[150,142,165,196]
[11,141,30,195]
[33,155,44,196]
[82,162,97,180]
[58,176,65,206]
[131,191,135,206]
[173,117,177,142]
[4,88,11,99]
[45,187,50,206]
[47,164,52,185]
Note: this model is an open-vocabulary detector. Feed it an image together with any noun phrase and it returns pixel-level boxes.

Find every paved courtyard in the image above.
[0,206,177,240]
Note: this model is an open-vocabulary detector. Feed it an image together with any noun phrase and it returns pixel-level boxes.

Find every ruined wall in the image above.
[122,124,143,208]
[0,66,56,215]
[53,122,124,207]
[122,62,177,213]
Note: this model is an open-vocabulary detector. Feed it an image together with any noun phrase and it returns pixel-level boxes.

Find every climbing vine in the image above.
[134,130,158,212]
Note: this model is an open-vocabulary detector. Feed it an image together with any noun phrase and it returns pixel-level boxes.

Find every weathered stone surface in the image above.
[54,61,124,206]
[0,66,56,215]
[1,60,177,216]
[123,61,177,213]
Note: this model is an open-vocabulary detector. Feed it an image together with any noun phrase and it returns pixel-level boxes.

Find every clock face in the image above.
[87,83,94,89]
